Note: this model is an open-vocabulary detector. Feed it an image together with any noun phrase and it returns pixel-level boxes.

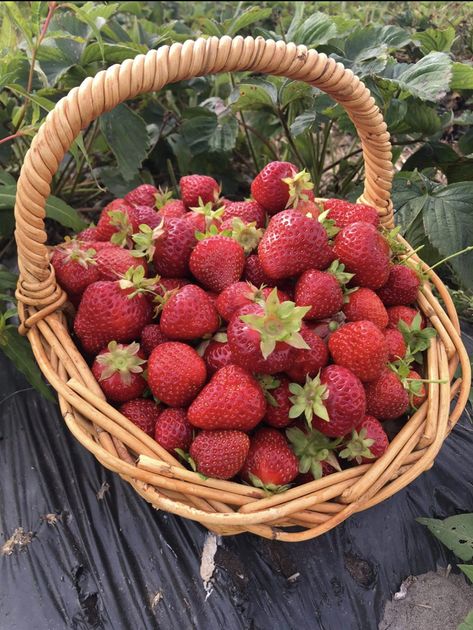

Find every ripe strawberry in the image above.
[258,210,333,280]
[189,235,245,293]
[95,199,137,244]
[241,428,299,489]
[188,364,266,431]
[140,324,168,357]
[74,270,153,354]
[377,265,420,306]
[203,339,233,375]
[120,399,162,436]
[289,365,366,437]
[243,254,273,287]
[328,320,388,382]
[180,175,220,208]
[286,325,329,383]
[365,369,409,420]
[384,328,407,362]
[333,222,390,289]
[160,284,219,340]
[387,306,424,329]
[51,243,100,297]
[131,204,163,229]
[295,260,353,320]
[294,199,321,217]
[96,246,148,281]
[185,201,225,232]
[77,226,99,240]
[227,290,310,374]
[342,288,389,330]
[92,341,147,402]
[153,218,196,277]
[251,162,313,214]
[286,424,341,480]
[155,408,193,452]
[189,430,249,480]
[407,369,427,408]
[222,200,266,228]
[148,342,207,407]
[323,199,379,228]
[216,282,288,322]
[158,199,187,218]
[340,415,389,464]
[296,460,337,484]
[219,217,263,255]
[260,376,293,428]
[124,184,158,208]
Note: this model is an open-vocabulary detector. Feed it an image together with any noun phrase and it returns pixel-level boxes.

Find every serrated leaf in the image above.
[415,26,456,54]
[181,109,238,155]
[451,62,473,90]
[290,110,317,137]
[198,17,223,37]
[381,52,452,102]
[403,141,460,172]
[0,270,17,290]
[417,513,473,561]
[224,7,272,37]
[0,171,15,187]
[459,129,473,156]
[399,102,441,136]
[287,11,337,47]
[230,82,276,111]
[81,41,146,65]
[279,80,312,108]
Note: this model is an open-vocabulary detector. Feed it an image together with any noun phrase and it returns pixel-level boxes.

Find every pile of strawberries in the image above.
[51,160,435,490]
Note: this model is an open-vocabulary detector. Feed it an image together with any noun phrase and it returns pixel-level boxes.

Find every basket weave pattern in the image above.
[14,37,471,541]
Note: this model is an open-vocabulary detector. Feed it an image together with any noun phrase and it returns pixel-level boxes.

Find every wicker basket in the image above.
[14,36,471,542]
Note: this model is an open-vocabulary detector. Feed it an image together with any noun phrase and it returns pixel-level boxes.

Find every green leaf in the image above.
[225,7,272,36]
[400,102,441,136]
[451,62,473,90]
[403,141,460,172]
[414,26,456,54]
[0,184,16,209]
[279,80,312,108]
[458,610,473,630]
[290,110,317,137]
[100,104,149,181]
[286,11,337,48]
[230,82,276,111]
[81,41,146,65]
[417,513,473,561]
[0,327,56,402]
[459,565,473,583]
[0,269,18,290]
[459,129,473,156]
[0,171,15,187]
[381,52,452,101]
[181,109,238,155]
[45,196,87,231]
[198,17,223,37]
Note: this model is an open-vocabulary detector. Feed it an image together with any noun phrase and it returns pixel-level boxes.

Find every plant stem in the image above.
[67,122,100,199]
[277,106,307,169]
[238,121,279,160]
[429,246,473,271]
[314,121,333,190]
[0,131,25,146]
[229,76,260,173]
[322,148,364,173]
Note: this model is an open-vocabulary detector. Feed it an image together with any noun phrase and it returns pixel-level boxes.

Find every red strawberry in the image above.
[342,288,389,330]
[219,217,263,255]
[251,162,313,214]
[189,235,245,293]
[74,272,153,354]
[96,246,148,281]
[295,260,353,320]
[185,201,225,232]
[140,324,168,357]
[289,365,366,437]
[92,341,147,402]
[95,199,137,244]
[243,254,273,287]
[240,428,299,489]
[384,328,407,362]
[333,222,390,289]
[158,199,187,218]
[153,218,196,277]
[286,424,341,480]
[258,210,333,280]
[131,204,163,229]
[77,226,99,240]
[294,199,321,217]
[328,320,388,382]
[51,243,100,297]
[203,339,234,375]
[154,408,193,452]
[180,175,220,208]
[222,200,266,228]
[153,278,190,297]
[215,282,288,322]
[387,306,424,329]
[251,427,288,448]
[160,284,219,340]
[188,364,266,431]
[286,325,329,383]
[120,399,162,436]
[340,415,389,464]
[407,369,427,408]
[377,265,420,306]
[125,184,158,208]
[296,460,337,484]
[147,342,207,407]
[323,199,380,228]
[365,369,409,420]
[261,376,293,428]
[189,430,249,480]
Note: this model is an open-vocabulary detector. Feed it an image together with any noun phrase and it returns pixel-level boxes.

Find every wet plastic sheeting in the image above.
[0,330,472,630]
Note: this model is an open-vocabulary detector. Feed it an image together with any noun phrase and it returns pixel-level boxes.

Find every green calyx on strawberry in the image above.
[282,169,314,208]
[248,472,289,494]
[118,265,159,298]
[339,428,375,464]
[152,286,179,316]
[239,288,310,359]
[95,340,146,385]
[397,313,436,362]
[154,187,174,209]
[61,241,97,267]
[316,209,341,239]
[381,225,408,258]
[388,356,435,406]
[108,210,134,247]
[195,223,230,240]
[131,221,166,261]
[225,217,264,254]
[190,199,225,228]
[256,374,281,406]
[327,259,355,288]
[286,426,341,480]
[288,373,330,425]
[196,331,228,357]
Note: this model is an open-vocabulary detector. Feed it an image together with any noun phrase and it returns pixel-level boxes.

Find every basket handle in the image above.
[15,36,393,321]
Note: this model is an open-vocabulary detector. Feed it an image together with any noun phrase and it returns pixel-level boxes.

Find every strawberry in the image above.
[188,364,266,431]
[227,289,310,374]
[189,430,249,480]
[147,342,207,407]
[296,460,337,484]
[241,428,299,490]
[286,325,329,383]
[74,268,153,354]
[406,369,427,408]
[155,408,193,452]
[158,199,187,218]
[120,399,162,436]
[377,265,420,306]
[180,175,220,208]
[220,218,263,255]
[96,246,148,281]
[95,199,137,244]
[328,320,388,382]
[243,254,273,287]
[251,162,313,214]
[160,284,219,340]
[384,328,407,362]
[387,306,424,330]
[258,375,293,428]
[342,287,389,330]
[216,282,288,322]
[189,235,245,293]
[124,184,158,208]
[289,365,366,437]
[323,199,379,228]
[153,277,190,297]
[286,425,341,480]
[185,200,225,232]
[295,260,353,320]
[77,226,99,240]
[131,204,163,230]
[140,324,168,357]
[340,415,389,464]
[92,341,147,402]
[294,199,321,217]
[258,210,333,280]
[51,242,100,297]
[203,338,234,375]
[222,200,266,228]
[365,369,409,420]
[333,222,390,289]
